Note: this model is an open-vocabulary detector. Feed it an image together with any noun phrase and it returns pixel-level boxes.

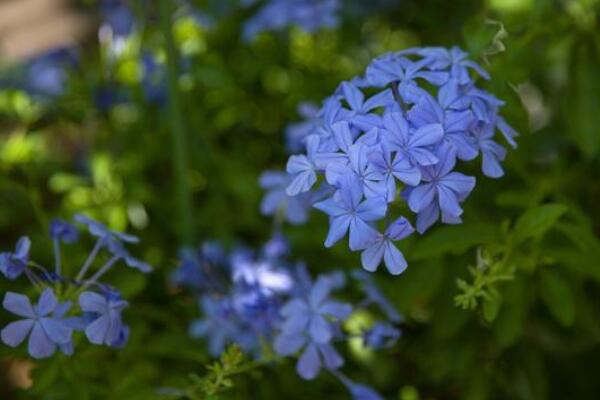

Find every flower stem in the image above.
[75,238,103,281]
[79,255,120,292]
[160,0,194,246]
[53,238,61,275]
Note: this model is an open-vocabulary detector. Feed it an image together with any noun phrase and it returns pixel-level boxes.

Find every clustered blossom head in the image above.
[242,0,340,41]
[0,215,151,359]
[274,46,518,275]
[172,236,401,398]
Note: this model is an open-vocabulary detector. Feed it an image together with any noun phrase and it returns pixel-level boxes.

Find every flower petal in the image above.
[309,315,332,344]
[79,291,108,314]
[1,320,34,347]
[3,292,35,318]
[297,343,321,380]
[41,318,73,344]
[28,323,56,359]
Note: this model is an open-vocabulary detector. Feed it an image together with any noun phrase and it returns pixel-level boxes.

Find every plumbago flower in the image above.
[0,215,151,359]
[280,46,518,274]
[242,0,340,41]
[172,236,403,398]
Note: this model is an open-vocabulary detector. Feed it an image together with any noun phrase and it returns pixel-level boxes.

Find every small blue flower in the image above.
[49,219,79,243]
[286,102,320,152]
[368,142,421,201]
[190,296,257,356]
[100,0,135,37]
[274,276,352,380]
[314,174,387,250]
[338,81,393,131]
[25,48,77,97]
[231,253,293,295]
[286,136,320,196]
[405,149,476,233]
[382,112,443,167]
[1,289,73,359]
[363,322,401,349]
[358,217,414,275]
[263,233,290,260]
[74,214,139,244]
[243,0,340,41]
[79,291,129,346]
[0,237,31,280]
[259,170,313,225]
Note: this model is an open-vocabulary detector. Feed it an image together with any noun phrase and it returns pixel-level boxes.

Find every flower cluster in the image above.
[0,215,151,359]
[172,236,401,399]
[242,0,340,41]
[276,46,517,275]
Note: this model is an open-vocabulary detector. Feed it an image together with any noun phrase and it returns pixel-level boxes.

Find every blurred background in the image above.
[1,0,600,399]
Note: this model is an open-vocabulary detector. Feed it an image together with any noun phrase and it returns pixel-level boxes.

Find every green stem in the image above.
[160,0,194,246]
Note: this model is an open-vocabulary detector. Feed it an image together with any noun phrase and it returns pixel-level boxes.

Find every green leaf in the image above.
[411,224,499,260]
[512,203,568,244]
[565,38,600,158]
[493,279,528,348]
[482,294,502,323]
[539,269,575,327]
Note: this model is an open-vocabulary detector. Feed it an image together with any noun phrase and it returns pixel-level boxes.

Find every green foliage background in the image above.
[2,0,600,399]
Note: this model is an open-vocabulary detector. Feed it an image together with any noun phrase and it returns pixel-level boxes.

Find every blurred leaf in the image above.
[493,279,528,348]
[539,269,575,327]
[411,224,499,260]
[482,294,502,323]
[512,203,568,244]
[565,38,600,158]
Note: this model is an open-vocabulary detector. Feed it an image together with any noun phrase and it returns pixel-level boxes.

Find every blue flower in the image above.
[472,121,507,178]
[286,135,320,196]
[338,81,393,131]
[363,322,401,349]
[382,112,443,167]
[407,89,477,162]
[274,277,352,380]
[79,291,129,347]
[231,253,293,295]
[358,217,414,275]
[314,174,387,250]
[282,46,517,274]
[74,214,151,273]
[368,142,421,201]
[405,149,476,233]
[259,170,313,224]
[263,233,290,260]
[1,289,73,359]
[25,48,77,97]
[286,102,320,152]
[74,214,139,244]
[243,0,340,41]
[49,219,79,243]
[0,237,31,280]
[100,0,135,38]
[190,296,258,356]
[333,370,385,400]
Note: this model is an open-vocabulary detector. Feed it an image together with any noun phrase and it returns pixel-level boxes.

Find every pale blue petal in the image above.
[297,343,321,380]
[324,215,351,248]
[383,242,408,275]
[79,291,108,314]
[28,323,56,359]
[1,320,34,347]
[3,292,35,318]
[309,315,332,344]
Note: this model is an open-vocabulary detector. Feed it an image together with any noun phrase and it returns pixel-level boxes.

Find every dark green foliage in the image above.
[2,0,600,399]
